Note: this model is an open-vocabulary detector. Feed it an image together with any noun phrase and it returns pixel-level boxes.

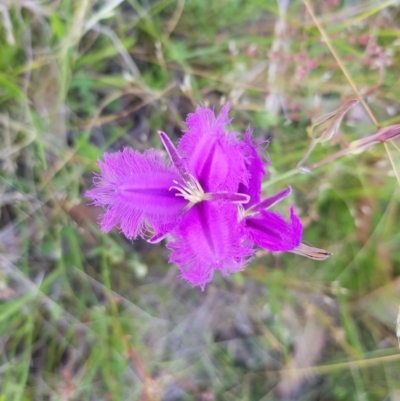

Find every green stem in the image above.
[262,168,298,189]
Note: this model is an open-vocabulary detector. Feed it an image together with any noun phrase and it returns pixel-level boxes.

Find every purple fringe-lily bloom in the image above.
[87,104,330,290]
[236,131,303,253]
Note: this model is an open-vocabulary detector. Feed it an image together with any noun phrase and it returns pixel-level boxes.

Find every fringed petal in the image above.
[167,201,254,290]
[238,126,267,206]
[245,207,302,252]
[178,104,248,193]
[86,148,187,240]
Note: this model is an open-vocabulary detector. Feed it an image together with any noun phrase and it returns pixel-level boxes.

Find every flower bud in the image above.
[349,124,400,154]
[310,99,359,143]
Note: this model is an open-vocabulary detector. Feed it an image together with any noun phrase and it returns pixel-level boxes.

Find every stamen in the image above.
[159,132,251,209]
[169,176,208,204]
[170,178,249,209]
[238,204,246,220]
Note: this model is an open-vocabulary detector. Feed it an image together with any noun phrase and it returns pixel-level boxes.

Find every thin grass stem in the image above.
[384,142,400,186]
[303,0,400,186]
[302,0,379,127]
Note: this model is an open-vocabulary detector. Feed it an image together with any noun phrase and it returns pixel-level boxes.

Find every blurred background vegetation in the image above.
[1,0,400,399]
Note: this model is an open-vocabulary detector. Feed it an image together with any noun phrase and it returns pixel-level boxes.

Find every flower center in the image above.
[238,204,258,220]
[170,176,210,208]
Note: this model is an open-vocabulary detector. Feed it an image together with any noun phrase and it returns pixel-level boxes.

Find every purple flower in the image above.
[236,133,329,259]
[87,104,330,290]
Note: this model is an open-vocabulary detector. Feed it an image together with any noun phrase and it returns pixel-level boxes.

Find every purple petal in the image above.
[245,207,302,252]
[167,201,254,290]
[237,126,267,207]
[248,186,292,214]
[147,231,169,244]
[158,131,192,184]
[86,148,187,240]
[208,192,250,204]
[178,104,248,193]
[147,215,185,244]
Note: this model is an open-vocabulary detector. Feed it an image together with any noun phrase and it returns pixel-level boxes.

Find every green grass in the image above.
[1,0,400,400]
